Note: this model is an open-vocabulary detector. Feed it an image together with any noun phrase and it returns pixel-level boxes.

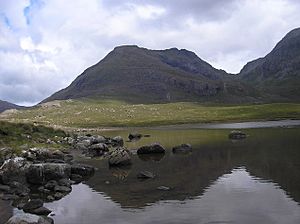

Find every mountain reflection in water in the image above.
[2,127,300,224]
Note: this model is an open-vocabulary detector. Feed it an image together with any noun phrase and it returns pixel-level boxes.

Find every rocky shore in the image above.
[1,129,247,223]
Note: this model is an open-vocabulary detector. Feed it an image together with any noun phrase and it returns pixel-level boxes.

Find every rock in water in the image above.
[228,130,247,139]
[172,144,192,153]
[128,133,142,141]
[137,143,166,154]
[5,213,53,224]
[23,199,43,213]
[108,148,131,166]
[71,164,95,177]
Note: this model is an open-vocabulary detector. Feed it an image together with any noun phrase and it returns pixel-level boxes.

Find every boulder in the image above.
[70,174,83,184]
[137,143,166,154]
[111,136,124,147]
[44,180,58,190]
[26,163,71,185]
[5,213,53,224]
[229,130,247,139]
[71,164,95,177]
[23,199,43,213]
[172,144,192,153]
[137,171,155,179]
[9,181,30,196]
[91,135,106,144]
[0,157,29,184]
[30,206,52,216]
[108,148,131,166]
[128,133,142,141]
[88,143,109,157]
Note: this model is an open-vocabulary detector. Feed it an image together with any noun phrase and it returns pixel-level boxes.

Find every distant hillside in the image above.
[0,100,22,113]
[43,46,258,104]
[239,28,300,101]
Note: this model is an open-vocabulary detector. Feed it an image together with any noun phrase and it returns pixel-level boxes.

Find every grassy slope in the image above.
[0,121,67,151]
[1,100,300,128]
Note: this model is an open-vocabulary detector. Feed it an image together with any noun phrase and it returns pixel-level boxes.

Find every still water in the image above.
[6,127,300,223]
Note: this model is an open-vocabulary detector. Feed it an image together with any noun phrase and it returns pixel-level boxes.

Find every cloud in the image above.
[0,0,299,105]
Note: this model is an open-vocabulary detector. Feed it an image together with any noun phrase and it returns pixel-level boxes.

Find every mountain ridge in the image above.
[0,100,23,113]
[43,45,258,104]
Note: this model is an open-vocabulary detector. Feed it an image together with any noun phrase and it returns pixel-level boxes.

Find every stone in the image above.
[172,144,192,153]
[23,199,43,213]
[54,185,71,193]
[5,213,53,224]
[9,181,30,196]
[91,135,106,144]
[111,136,124,147]
[58,178,72,187]
[44,180,58,191]
[54,192,63,200]
[108,148,131,166]
[0,157,29,184]
[137,143,166,154]
[229,130,247,139]
[128,133,142,141]
[137,171,155,179]
[31,206,52,215]
[70,174,83,184]
[71,164,95,177]
[26,163,71,185]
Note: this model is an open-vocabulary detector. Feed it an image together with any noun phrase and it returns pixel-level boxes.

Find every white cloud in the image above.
[0,0,299,105]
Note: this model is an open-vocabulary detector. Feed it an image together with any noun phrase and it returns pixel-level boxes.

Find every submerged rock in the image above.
[108,148,131,166]
[137,143,166,154]
[229,130,247,139]
[172,144,192,154]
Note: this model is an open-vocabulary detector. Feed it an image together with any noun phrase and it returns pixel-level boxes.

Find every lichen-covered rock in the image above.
[108,148,131,166]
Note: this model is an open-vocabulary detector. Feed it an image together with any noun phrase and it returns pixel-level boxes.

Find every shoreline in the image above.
[50,119,300,133]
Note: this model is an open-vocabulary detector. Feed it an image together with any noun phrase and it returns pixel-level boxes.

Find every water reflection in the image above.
[3,127,300,224]
[46,167,300,224]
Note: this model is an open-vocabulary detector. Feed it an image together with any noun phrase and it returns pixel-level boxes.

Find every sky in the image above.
[0,0,299,106]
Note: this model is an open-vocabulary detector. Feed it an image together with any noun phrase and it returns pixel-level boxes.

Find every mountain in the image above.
[239,28,300,100]
[44,46,257,103]
[0,100,22,113]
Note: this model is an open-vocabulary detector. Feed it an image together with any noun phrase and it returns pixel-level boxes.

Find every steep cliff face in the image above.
[44,46,257,103]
